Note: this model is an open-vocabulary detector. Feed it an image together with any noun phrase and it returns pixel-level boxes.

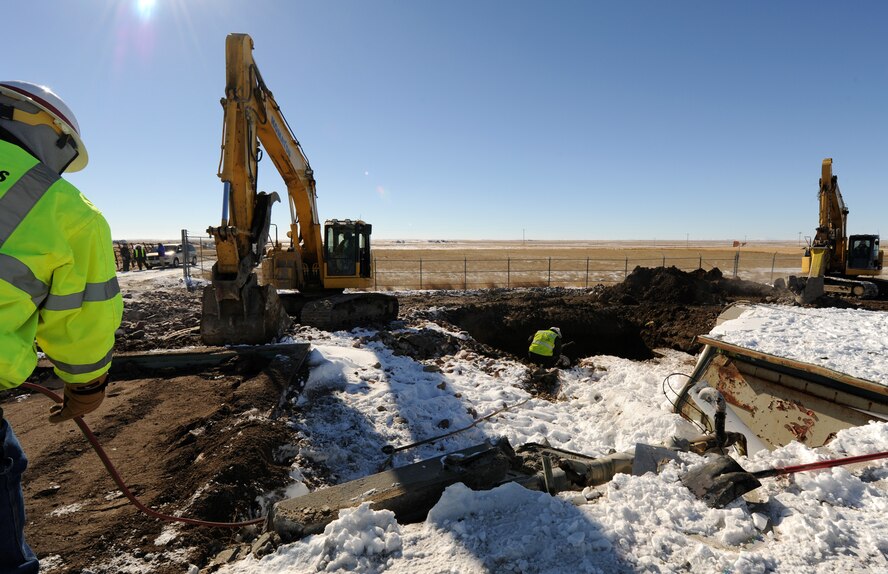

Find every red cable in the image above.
[754,450,888,479]
[22,382,264,528]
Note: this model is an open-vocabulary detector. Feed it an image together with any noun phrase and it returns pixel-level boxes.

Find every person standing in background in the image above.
[133,243,146,270]
[119,241,131,272]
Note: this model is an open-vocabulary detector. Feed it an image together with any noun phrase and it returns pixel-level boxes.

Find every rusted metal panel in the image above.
[697,335,888,397]
[704,353,881,449]
[674,338,887,450]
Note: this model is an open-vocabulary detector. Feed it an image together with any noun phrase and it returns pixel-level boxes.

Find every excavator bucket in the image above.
[200,275,292,346]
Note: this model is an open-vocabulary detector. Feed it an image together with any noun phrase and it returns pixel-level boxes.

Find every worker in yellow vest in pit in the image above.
[528,327,563,368]
[0,81,123,574]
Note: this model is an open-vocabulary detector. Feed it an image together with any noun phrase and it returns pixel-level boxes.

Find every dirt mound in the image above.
[602,266,719,305]
[600,266,783,306]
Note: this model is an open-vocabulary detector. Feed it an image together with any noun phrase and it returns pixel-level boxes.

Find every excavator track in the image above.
[824,277,880,299]
[298,292,399,331]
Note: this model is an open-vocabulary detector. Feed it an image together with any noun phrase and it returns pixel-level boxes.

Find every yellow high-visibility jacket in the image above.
[0,140,122,388]
[529,330,560,357]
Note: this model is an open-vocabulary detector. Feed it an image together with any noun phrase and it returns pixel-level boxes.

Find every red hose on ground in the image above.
[753,450,888,479]
[21,382,265,529]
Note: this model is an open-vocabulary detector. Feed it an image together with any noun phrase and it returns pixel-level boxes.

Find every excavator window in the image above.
[325,224,358,277]
[357,224,372,278]
[848,236,875,270]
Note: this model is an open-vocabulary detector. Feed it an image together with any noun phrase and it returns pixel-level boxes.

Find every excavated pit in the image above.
[441,296,654,361]
[400,266,793,362]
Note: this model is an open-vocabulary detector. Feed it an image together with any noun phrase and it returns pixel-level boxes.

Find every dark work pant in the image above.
[0,418,39,573]
[528,352,557,369]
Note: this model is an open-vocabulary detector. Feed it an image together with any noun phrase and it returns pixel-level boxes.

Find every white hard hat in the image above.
[550,327,561,336]
[0,81,88,171]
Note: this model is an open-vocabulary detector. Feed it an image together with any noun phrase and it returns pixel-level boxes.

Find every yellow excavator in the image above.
[799,158,885,299]
[201,33,397,345]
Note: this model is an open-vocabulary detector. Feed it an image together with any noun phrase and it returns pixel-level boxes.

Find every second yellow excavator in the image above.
[201,33,397,345]
[798,158,885,300]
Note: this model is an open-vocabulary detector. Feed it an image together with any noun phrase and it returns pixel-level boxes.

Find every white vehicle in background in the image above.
[146,243,197,268]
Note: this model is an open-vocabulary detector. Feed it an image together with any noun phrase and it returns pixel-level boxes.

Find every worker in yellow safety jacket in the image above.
[0,81,123,573]
[527,327,563,368]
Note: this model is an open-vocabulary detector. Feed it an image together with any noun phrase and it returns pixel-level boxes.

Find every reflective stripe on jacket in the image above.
[529,330,559,357]
[0,140,123,388]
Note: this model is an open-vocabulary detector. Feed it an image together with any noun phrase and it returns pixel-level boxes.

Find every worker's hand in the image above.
[48,375,109,424]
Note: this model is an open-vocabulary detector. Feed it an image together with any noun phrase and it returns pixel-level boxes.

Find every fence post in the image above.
[374,258,377,290]
[585,257,589,288]
[548,257,551,287]
[464,257,467,291]
[507,258,511,288]
[419,258,423,290]
[624,257,629,278]
[662,255,666,268]
[771,252,776,282]
[181,229,190,286]
[733,251,740,278]
[699,255,702,270]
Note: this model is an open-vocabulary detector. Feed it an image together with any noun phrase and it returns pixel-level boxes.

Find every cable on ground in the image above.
[22,382,264,529]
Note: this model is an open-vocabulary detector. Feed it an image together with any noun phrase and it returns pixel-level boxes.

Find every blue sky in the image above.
[6,1,887,242]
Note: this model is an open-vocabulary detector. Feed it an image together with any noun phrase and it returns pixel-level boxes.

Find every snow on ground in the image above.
[115,266,208,296]
[217,305,888,574]
[708,303,888,384]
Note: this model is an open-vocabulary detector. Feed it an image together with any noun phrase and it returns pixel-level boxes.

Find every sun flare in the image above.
[136,0,157,20]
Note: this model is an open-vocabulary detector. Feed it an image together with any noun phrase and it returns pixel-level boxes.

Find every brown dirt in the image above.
[3,265,886,572]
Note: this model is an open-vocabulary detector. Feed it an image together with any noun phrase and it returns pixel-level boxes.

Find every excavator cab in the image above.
[847,234,882,273]
[323,219,373,280]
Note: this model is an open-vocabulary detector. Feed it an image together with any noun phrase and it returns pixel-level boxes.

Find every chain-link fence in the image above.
[371,252,801,291]
[180,229,216,285]
[178,231,800,292]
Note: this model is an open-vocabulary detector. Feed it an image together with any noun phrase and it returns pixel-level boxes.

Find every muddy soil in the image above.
[5,354,297,573]
[3,266,886,573]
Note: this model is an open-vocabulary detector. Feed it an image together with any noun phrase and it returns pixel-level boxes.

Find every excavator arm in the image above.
[201,34,311,345]
[812,158,849,273]
[212,33,323,282]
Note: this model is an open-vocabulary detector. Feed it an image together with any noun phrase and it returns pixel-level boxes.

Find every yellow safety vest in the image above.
[529,330,559,357]
[0,140,122,388]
